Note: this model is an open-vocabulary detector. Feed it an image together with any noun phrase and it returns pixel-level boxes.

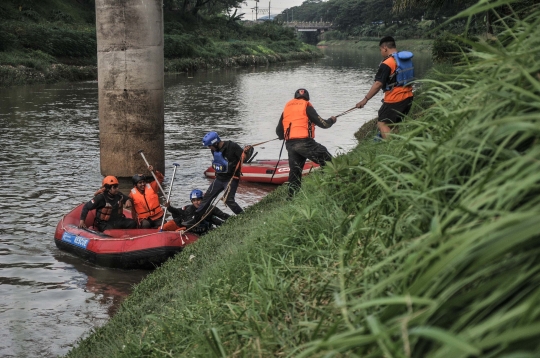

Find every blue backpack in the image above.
[384,51,414,91]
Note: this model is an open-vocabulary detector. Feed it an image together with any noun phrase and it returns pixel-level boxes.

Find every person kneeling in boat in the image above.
[78,176,137,231]
[162,189,230,235]
[276,88,337,197]
[129,165,165,229]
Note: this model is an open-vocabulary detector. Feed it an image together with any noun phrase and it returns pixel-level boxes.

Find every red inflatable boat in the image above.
[54,204,199,269]
[204,159,320,184]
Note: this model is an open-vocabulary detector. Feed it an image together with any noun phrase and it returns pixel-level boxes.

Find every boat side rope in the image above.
[61,211,190,243]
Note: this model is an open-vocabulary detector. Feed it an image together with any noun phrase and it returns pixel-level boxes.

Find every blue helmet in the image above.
[202,131,220,146]
[190,189,204,201]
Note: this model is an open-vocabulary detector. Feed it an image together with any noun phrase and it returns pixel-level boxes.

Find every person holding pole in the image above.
[275,88,337,197]
[129,165,165,229]
[355,36,414,139]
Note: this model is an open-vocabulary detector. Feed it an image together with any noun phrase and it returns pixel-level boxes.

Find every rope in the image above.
[183,152,245,233]
[62,221,190,242]
[182,137,279,233]
[251,138,279,147]
[335,106,358,118]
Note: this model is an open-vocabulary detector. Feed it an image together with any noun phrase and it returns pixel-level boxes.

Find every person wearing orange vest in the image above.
[129,165,165,229]
[79,176,137,231]
[355,36,414,139]
[276,88,337,197]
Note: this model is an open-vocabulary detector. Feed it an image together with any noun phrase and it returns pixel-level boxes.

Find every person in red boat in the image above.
[129,165,165,229]
[79,176,137,231]
[162,189,230,234]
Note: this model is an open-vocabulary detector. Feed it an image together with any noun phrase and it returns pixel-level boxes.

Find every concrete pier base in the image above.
[96,0,164,177]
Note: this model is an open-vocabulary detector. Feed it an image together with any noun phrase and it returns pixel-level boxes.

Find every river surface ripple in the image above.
[0,47,431,357]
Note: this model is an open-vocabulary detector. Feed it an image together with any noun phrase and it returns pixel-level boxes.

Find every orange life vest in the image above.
[96,194,124,222]
[130,185,163,220]
[282,99,315,140]
[382,56,414,103]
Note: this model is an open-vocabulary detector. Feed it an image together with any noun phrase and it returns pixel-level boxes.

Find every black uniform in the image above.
[169,204,230,235]
[276,104,335,197]
[80,191,137,231]
[196,140,250,216]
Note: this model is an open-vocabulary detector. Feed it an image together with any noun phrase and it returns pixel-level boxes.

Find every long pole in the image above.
[269,1,270,20]
[255,0,258,21]
[138,150,167,197]
[160,163,179,231]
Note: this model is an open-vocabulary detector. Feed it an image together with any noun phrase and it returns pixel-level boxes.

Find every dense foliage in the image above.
[0,0,319,86]
[275,0,535,39]
[66,1,540,357]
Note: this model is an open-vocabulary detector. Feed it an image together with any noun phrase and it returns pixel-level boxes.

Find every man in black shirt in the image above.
[78,176,137,231]
[163,189,230,234]
[355,36,414,139]
[195,131,253,218]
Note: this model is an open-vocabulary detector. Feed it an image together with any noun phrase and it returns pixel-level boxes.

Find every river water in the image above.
[0,47,432,357]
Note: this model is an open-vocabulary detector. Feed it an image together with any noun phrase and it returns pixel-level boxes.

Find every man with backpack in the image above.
[356,36,414,139]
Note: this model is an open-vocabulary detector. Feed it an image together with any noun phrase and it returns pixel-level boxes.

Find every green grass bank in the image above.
[66,4,540,357]
[0,0,321,87]
[317,38,433,53]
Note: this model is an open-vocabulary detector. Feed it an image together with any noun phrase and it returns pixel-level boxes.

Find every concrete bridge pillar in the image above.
[96,0,165,177]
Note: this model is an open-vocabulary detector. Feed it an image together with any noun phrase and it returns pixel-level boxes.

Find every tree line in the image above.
[274,0,539,39]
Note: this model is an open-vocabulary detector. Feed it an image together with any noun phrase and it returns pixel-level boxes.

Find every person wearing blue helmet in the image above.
[194,132,253,219]
[162,189,230,234]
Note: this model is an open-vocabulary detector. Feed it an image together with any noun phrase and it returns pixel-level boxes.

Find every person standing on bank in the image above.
[195,132,253,218]
[276,88,337,197]
[78,176,137,231]
[355,36,414,139]
[129,165,165,229]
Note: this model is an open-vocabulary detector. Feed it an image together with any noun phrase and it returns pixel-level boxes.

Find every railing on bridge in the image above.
[283,22,333,32]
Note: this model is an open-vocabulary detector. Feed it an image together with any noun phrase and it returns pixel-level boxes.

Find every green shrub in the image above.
[11,24,96,57]
[164,34,196,58]
[0,29,17,51]
[432,32,473,63]
[49,9,74,23]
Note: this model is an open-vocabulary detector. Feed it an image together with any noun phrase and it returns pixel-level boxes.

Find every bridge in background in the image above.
[283,22,333,33]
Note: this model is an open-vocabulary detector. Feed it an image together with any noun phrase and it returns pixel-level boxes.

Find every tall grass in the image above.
[66,2,540,357]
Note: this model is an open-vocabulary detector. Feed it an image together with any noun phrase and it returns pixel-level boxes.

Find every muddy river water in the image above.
[0,47,432,357]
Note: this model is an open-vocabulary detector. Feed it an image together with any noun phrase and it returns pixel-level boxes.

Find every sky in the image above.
[236,0,306,20]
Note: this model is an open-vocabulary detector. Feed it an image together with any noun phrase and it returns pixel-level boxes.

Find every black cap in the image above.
[379,36,395,46]
[294,88,310,100]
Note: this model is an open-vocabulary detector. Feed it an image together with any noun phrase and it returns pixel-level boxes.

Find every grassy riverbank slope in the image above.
[317,39,433,52]
[66,5,540,357]
[0,0,320,87]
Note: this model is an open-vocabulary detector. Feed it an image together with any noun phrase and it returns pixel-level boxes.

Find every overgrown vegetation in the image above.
[278,0,536,41]
[0,0,319,87]
[66,1,540,357]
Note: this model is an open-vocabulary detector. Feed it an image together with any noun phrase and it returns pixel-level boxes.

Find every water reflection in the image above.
[0,46,432,357]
